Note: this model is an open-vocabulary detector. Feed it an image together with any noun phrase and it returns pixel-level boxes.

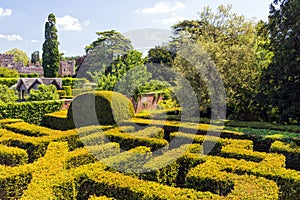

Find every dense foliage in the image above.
[0,101,62,125]
[0,66,19,78]
[5,48,29,64]
[28,84,59,101]
[0,85,16,103]
[258,0,300,124]
[42,13,60,77]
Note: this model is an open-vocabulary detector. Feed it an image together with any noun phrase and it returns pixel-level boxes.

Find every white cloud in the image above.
[56,15,82,31]
[136,1,186,14]
[162,15,188,25]
[0,7,12,16]
[30,40,39,43]
[83,20,90,27]
[0,34,22,41]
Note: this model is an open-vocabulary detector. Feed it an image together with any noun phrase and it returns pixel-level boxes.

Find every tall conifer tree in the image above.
[42,13,60,77]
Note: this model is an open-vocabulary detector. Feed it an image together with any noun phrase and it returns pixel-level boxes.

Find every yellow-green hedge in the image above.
[67,91,134,127]
[0,145,28,166]
[270,141,300,170]
[186,157,279,199]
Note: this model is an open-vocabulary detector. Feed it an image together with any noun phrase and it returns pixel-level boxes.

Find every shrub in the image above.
[185,158,279,199]
[103,128,168,151]
[62,86,72,96]
[0,78,18,87]
[55,164,218,200]
[67,91,134,127]
[0,145,28,166]
[0,100,63,125]
[131,126,165,139]
[0,85,17,104]
[270,141,300,170]
[28,84,60,101]
[42,110,74,130]
[62,78,87,88]
[57,90,66,98]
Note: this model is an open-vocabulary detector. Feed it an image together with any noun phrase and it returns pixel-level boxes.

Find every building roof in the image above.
[16,78,63,90]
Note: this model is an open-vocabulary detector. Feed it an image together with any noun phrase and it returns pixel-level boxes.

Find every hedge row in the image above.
[134,109,300,133]
[124,118,300,152]
[131,126,165,139]
[89,195,116,200]
[0,145,28,166]
[0,129,48,162]
[41,110,74,131]
[0,100,63,125]
[0,119,23,128]
[0,121,80,162]
[65,143,120,169]
[100,146,151,174]
[270,141,300,171]
[104,128,168,151]
[2,122,51,137]
[61,78,87,88]
[0,78,18,87]
[141,144,200,186]
[54,162,218,200]
[185,158,279,199]
[187,155,300,200]
[0,141,217,200]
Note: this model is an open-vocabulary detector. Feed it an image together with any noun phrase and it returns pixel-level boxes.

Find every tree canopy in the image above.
[258,0,300,124]
[76,30,133,79]
[5,48,28,64]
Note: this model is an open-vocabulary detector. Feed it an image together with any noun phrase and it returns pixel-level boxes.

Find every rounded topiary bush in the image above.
[67,91,134,127]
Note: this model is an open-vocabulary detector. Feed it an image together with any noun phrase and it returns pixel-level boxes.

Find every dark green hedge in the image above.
[0,145,28,166]
[0,101,63,125]
[0,78,18,87]
[41,110,74,131]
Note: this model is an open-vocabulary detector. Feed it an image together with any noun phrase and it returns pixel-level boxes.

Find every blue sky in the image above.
[0,0,273,57]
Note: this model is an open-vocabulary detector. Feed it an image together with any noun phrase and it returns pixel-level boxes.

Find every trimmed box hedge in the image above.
[270,141,300,170]
[0,100,63,125]
[186,158,279,199]
[0,78,18,87]
[0,145,28,166]
[68,91,134,127]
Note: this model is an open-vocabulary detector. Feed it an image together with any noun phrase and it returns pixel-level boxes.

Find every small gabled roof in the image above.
[16,78,40,90]
[16,78,63,91]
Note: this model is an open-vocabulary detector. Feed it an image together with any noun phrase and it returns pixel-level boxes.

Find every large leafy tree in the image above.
[5,48,28,64]
[92,50,149,91]
[42,13,60,77]
[77,30,133,79]
[259,0,300,124]
[171,5,266,120]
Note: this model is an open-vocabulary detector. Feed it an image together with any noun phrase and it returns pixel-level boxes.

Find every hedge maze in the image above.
[0,116,300,200]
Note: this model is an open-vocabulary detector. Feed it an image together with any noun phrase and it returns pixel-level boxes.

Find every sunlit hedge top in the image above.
[67,91,134,127]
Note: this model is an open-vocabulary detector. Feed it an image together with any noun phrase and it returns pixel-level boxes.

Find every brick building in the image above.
[0,53,75,77]
[58,60,75,76]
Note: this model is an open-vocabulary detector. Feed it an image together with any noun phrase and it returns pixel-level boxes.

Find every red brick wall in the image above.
[130,93,163,113]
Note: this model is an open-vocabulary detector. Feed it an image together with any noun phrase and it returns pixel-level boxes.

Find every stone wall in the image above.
[59,60,75,76]
[0,54,14,67]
